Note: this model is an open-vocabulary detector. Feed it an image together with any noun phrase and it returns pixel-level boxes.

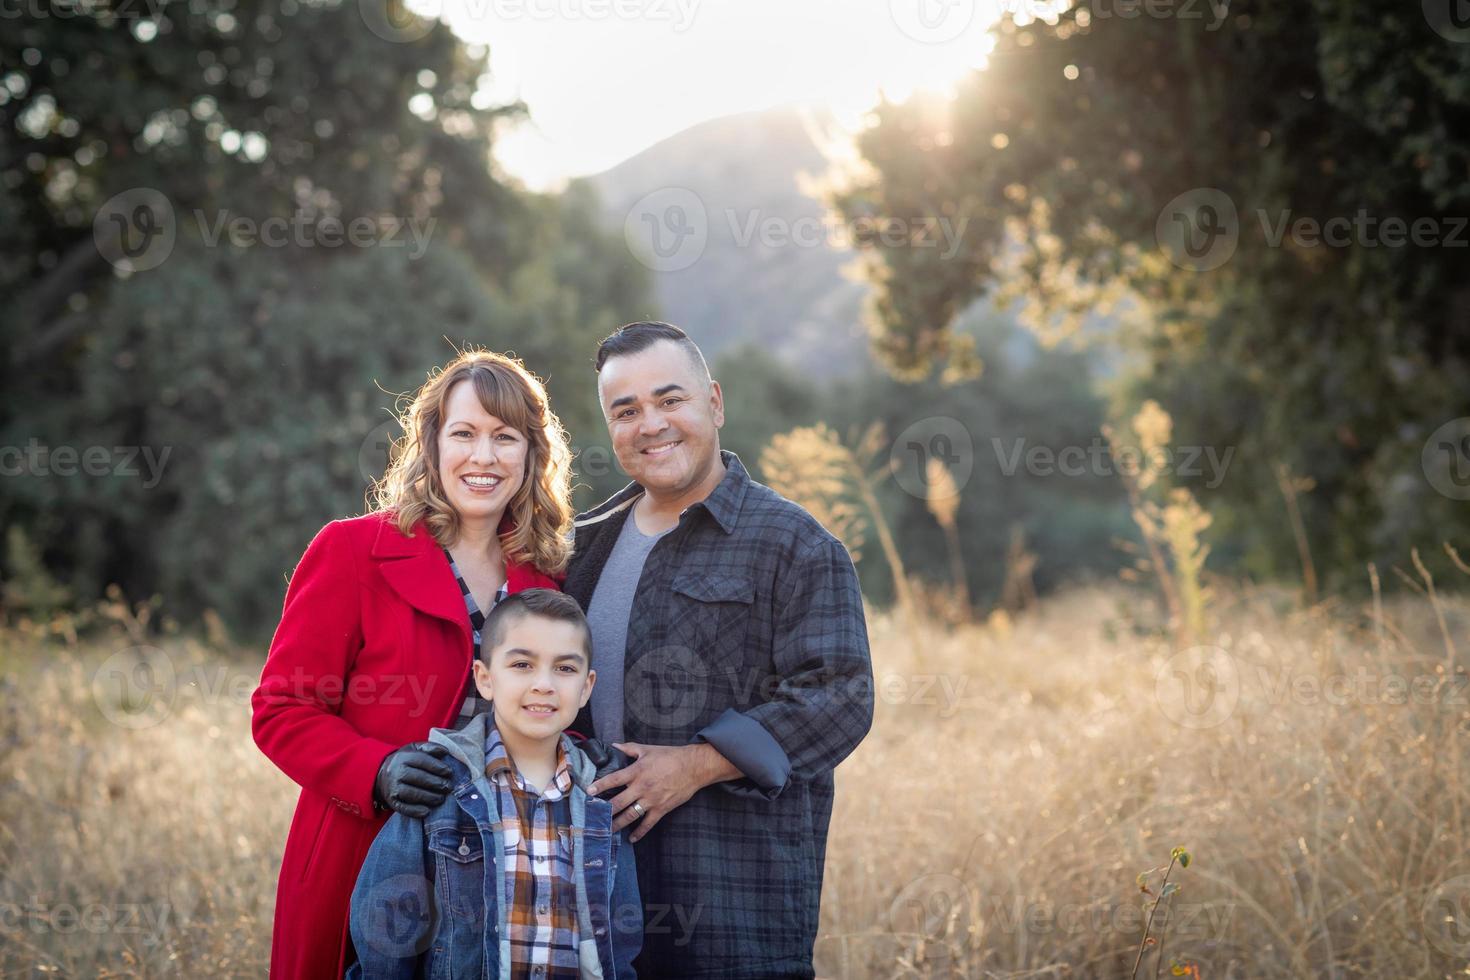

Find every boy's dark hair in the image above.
[595,320,710,383]
[481,588,591,663]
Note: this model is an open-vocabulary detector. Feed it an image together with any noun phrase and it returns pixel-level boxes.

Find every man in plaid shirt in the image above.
[568,322,875,979]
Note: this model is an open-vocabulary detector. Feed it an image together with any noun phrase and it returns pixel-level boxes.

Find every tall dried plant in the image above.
[761,422,916,627]
[1104,400,1214,645]
[923,458,970,614]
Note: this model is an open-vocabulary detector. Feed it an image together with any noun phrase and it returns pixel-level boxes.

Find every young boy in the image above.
[348,588,642,979]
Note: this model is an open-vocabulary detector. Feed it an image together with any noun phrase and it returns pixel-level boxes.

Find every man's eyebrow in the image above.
[608,384,688,412]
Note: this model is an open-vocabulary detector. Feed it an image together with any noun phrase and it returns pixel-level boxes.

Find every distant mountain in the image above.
[579,105,871,378]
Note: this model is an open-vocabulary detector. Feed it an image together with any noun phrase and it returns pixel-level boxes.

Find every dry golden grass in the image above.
[2,583,1468,978]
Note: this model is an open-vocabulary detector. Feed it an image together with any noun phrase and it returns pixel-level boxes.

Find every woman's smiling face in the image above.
[437,380,528,526]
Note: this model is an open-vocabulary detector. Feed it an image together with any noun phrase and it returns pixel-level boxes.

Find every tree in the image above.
[1,0,651,633]
[831,0,1470,586]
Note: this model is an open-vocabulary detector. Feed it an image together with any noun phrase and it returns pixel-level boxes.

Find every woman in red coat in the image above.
[251,350,574,980]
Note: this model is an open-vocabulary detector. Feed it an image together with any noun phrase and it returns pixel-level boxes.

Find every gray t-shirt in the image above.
[585,508,671,744]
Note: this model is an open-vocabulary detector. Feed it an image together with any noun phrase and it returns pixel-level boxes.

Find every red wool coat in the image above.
[251,512,561,980]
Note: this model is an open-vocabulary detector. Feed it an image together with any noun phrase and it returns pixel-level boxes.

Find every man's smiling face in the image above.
[598,339,724,495]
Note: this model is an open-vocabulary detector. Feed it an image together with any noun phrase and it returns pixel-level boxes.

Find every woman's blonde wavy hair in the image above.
[372,350,573,575]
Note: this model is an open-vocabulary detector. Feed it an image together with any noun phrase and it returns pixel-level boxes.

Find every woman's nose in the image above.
[469,436,497,463]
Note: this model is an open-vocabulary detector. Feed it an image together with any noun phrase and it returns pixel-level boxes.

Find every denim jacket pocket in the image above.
[428,826,487,922]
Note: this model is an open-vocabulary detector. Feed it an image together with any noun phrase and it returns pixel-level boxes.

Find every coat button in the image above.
[470,793,479,800]
[458,843,471,856]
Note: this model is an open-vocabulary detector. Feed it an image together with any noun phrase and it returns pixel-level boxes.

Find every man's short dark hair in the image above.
[481,588,591,663]
[595,320,711,383]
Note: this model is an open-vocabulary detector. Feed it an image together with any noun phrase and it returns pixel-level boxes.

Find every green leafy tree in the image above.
[1,0,650,634]
[831,0,1470,588]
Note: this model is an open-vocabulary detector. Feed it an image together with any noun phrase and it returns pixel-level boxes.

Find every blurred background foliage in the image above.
[830,0,1470,595]
[2,0,1467,638]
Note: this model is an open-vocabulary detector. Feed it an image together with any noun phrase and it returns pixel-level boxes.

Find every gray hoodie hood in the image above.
[429,711,600,790]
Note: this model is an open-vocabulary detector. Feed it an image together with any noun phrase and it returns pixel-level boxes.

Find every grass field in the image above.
[3,582,1468,977]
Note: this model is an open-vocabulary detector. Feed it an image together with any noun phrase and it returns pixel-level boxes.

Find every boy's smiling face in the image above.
[472,613,594,744]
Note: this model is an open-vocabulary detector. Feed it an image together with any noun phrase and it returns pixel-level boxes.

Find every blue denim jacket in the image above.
[348,713,642,979]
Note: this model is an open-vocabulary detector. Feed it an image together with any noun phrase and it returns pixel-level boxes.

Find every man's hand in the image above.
[587,742,741,842]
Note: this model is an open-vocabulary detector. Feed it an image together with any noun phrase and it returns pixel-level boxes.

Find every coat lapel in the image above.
[370,517,470,639]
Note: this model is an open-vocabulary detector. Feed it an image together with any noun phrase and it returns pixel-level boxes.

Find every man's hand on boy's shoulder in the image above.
[587,741,741,842]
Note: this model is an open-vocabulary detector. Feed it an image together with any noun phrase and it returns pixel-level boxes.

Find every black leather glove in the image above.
[577,737,633,786]
[373,742,453,819]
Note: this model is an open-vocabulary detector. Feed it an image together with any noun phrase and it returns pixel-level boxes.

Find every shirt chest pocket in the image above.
[668,572,755,676]
[624,572,757,737]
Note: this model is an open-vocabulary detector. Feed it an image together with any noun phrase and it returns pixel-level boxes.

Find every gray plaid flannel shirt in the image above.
[564,451,874,979]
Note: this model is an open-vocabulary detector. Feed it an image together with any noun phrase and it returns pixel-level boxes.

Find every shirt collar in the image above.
[687,450,749,535]
[484,716,573,799]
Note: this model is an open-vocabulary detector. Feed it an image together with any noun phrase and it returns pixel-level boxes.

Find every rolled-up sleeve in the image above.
[695,535,873,800]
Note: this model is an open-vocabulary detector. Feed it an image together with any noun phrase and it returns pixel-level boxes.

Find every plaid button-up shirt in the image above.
[565,451,874,979]
[484,720,581,979]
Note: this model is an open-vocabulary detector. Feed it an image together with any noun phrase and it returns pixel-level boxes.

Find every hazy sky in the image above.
[421,0,1017,188]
